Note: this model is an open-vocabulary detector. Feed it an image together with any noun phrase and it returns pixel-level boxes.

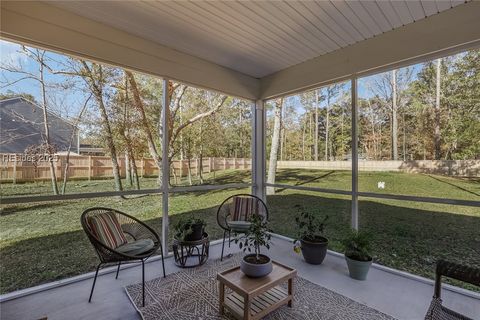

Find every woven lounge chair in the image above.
[425,260,480,320]
[216,194,268,261]
[81,207,165,307]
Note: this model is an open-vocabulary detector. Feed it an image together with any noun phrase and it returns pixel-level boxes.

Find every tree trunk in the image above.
[267,98,283,195]
[314,90,319,161]
[391,69,398,160]
[39,61,59,195]
[434,58,442,160]
[125,71,163,182]
[94,90,123,191]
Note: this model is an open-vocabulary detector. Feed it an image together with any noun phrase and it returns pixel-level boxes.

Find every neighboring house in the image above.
[0,97,79,154]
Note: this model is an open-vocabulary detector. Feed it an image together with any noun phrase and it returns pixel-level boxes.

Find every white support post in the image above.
[252,100,266,202]
[161,79,170,255]
[351,77,359,230]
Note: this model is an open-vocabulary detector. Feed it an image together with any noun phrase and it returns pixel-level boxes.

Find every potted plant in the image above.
[293,208,329,265]
[173,215,206,242]
[341,229,373,280]
[235,214,272,278]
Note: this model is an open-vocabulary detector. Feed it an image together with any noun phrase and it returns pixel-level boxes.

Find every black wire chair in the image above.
[81,207,165,307]
[216,194,269,261]
[425,260,480,320]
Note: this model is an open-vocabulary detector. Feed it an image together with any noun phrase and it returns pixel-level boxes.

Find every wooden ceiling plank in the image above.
[273,1,331,54]
[320,1,365,42]
[331,1,371,39]
[360,1,394,33]
[220,1,313,62]
[390,1,415,26]
[406,0,427,21]
[291,1,344,49]
[436,0,452,11]
[376,1,403,28]
[450,0,466,8]
[199,2,302,64]
[179,1,296,67]
[346,1,383,35]
[247,1,322,55]
[231,1,319,58]
[149,1,284,74]
[300,1,353,46]
[420,0,439,16]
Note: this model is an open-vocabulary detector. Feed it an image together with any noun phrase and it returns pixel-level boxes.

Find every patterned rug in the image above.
[125,255,396,320]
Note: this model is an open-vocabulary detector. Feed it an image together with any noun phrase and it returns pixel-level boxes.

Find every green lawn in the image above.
[0,169,478,293]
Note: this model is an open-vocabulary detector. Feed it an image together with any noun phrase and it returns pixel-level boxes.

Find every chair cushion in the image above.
[87,212,127,249]
[117,238,155,256]
[231,196,259,221]
[228,220,251,232]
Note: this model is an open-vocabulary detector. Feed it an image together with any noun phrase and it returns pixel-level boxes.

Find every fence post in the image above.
[195,158,199,177]
[88,156,92,181]
[224,157,227,170]
[13,155,17,184]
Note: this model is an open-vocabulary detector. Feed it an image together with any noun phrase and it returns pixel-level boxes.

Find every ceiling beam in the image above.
[260,1,480,99]
[0,1,260,100]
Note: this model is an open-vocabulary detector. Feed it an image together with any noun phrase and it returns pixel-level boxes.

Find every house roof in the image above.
[0,97,78,153]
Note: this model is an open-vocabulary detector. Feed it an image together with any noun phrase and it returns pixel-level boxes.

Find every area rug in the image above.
[125,255,396,320]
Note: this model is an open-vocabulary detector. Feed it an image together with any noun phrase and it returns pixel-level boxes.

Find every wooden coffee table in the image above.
[217,260,297,320]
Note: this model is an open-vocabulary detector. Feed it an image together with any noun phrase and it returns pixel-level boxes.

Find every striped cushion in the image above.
[87,212,127,249]
[231,196,259,221]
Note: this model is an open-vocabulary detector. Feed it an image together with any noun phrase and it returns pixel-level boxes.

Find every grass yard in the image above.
[0,169,479,293]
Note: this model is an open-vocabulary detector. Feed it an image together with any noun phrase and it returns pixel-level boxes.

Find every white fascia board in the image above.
[260,2,480,99]
[0,1,260,100]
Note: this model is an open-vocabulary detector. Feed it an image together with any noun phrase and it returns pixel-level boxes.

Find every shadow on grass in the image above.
[1,193,479,294]
[275,171,335,193]
[0,202,67,216]
[427,174,480,197]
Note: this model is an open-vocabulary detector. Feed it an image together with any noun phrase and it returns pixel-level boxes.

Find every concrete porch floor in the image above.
[1,235,479,320]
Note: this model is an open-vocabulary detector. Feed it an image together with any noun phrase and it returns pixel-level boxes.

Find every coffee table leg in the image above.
[219,282,225,315]
[243,295,251,320]
[288,278,294,307]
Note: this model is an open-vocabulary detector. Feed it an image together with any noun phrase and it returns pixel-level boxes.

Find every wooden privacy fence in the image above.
[276,160,480,177]
[0,154,252,183]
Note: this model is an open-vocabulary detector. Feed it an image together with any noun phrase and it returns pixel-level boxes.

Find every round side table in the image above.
[173,233,209,268]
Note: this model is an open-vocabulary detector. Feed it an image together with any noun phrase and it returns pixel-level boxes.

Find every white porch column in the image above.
[252,100,266,202]
[162,79,170,254]
[351,77,359,230]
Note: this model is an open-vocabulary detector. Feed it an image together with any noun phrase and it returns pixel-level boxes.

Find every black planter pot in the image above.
[300,237,328,265]
[184,223,205,241]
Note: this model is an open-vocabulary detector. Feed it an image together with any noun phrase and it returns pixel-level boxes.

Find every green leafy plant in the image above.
[294,206,329,242]
[235,214,271,263]
[173,215,206,240]
[341,229,373,262]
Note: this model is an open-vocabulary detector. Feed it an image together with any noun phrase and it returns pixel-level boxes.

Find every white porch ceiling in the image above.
[49,0,468,78]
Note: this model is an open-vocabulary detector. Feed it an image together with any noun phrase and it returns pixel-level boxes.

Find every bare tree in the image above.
[61,95,91,194]
[1,47,59,194]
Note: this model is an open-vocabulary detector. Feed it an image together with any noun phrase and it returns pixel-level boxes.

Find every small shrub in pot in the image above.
[341,229,373,280]
[293,207,329,265]
[173,216,206,241]
[235,214,273,278]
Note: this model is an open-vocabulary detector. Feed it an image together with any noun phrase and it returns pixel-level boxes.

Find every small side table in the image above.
[217,260,296,320]
[172,232,209,268]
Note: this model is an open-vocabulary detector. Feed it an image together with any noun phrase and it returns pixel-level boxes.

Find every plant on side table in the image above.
[293,207,329,265]
[235,214,272,278]
[341,229,373,280]
[173,215,207,242]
